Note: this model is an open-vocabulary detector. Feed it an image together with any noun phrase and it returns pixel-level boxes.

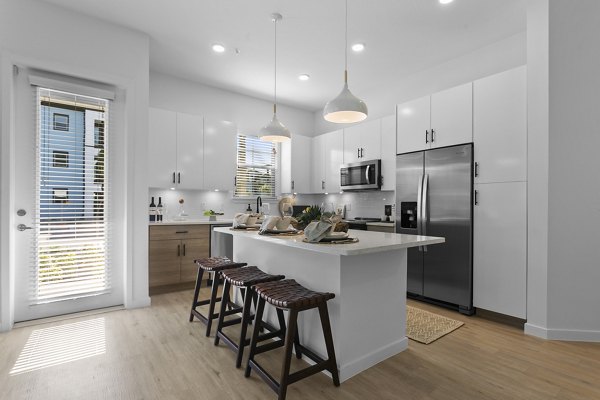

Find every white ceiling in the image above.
[39,0,527,111]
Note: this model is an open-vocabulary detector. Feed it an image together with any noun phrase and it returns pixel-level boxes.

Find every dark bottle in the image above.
[156,197,163,222]
[149,197,156,222]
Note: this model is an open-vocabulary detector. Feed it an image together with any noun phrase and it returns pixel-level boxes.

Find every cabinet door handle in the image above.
[474,190,479,205]
[431,129,435,143]
[172,172,176,183]
[175,230,188,234]
[322,180,325,190]
[425,130,429,143]
[474,162,479,177]
[183,243,186,256]
[177,244,181,257]
[291,180,295,190]
[357,148,360,159]
[177,172,181,184]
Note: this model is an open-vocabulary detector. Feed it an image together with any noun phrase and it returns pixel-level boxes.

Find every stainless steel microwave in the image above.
[340,159,381,191]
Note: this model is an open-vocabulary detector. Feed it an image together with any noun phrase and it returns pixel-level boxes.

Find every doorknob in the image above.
[17,224,33,231]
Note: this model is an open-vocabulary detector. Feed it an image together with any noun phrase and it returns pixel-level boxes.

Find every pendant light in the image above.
[259,13,291,142]
[323,0,368,123]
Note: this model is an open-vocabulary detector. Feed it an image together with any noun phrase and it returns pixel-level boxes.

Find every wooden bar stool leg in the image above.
[235,286,254,368]
[205,271,221,337]
[278,309,298,400]
[318,303,340,386]
[294,327,302,359]
[189,267,205,322]
[245,297,266,378]
[276,308,287,338]
[214,279,231,346]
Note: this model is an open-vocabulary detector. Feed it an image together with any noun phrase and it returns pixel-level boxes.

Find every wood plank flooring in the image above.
[1,291,599,400]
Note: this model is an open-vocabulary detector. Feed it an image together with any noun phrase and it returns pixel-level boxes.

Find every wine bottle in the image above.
[149,196,156,222]
[157,197,163,222]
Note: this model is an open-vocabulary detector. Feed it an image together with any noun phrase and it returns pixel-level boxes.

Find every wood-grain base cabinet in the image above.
[149,225,210,293]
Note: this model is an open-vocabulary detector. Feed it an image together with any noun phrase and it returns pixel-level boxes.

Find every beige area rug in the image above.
[406,305,464,344]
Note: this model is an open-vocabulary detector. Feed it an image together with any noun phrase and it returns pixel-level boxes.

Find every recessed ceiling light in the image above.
[351,43,365,52]
[212,44,226,53]
[439,0,454,4]
[298,74,310,81]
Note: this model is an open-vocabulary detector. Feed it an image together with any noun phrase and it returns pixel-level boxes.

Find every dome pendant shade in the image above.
[258,110,291,142]
[323,81,368,123]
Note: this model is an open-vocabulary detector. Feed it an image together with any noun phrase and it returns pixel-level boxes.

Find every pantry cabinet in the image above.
[474,66,527,184]
[343,119,381,163]
[396,83,472,154]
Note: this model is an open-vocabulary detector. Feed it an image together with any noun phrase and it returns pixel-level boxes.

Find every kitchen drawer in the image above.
[366,224,395,233]
[149,224,210,240]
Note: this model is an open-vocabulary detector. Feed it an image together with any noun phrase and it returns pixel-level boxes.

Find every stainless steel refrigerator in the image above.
[396,144,473,314]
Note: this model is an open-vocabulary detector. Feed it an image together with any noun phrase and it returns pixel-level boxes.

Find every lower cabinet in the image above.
[473,181,527,319]
[366,224,395,233]
[149,225,210,293]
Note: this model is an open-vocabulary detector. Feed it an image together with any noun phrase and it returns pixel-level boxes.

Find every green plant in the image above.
[296,204,323,226]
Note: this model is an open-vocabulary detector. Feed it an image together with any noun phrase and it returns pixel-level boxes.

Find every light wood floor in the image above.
[1,291,599,400]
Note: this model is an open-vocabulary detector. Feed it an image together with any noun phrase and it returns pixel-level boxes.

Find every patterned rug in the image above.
[406,306,464,344]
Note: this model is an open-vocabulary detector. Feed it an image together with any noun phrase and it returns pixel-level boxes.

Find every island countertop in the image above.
[149,219,233,226]
[213,227,444,256]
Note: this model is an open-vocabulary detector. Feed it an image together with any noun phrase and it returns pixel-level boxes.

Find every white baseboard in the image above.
[126,296,151,309]
[339,337,409,382]
[525,323,600,342]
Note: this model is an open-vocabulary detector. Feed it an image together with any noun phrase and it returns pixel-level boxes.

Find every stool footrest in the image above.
[248,360,280,393]
[221,317,242,328]
[287,361,330,385]
[254,338,285,355]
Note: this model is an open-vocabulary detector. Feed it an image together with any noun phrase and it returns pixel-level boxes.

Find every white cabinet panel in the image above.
[380,115,396,191]
[343,125,362,164]
[281,134,311,194]
[176,112,204,190]
[474,66,527,184]
[343,119,381,163]
[311,135,326,194]
[473,181,527,319]
[324,130,344,193]
[431,82,473,148]
[396,96,430,154]
[204,119,237,191]
[148,108,177,188]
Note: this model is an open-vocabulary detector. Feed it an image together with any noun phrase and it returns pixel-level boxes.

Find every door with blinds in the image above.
[13,69,123,322]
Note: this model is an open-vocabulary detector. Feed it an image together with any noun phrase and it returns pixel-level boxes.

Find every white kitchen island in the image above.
[213,227,444,382]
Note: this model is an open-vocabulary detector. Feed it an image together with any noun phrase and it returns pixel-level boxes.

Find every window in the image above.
[52,188,68,204]
[52,150,69,168]
[53,113,69,131]
[234,135,276,198]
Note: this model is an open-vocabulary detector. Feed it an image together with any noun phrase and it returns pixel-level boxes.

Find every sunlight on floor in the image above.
[10,318,106,375]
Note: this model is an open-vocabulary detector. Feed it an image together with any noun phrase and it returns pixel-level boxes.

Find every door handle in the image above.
[291,180,295,190]
[177,172,181,184]
[422,174,429,252]
[357,148,360,159]
[183,243,186,257]
[474,189,479,205]
[172,172,176,183]
[474,162,479,177]
[322,181,325,190]
[416,174,424,251]
[365,165,371,185]
[431,129,435,143]
[360,148,364,158]
[425,130,429,144]
[17,224,33,232]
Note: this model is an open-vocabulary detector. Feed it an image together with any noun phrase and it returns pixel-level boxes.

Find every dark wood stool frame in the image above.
[189,258,247,336]
[214,268,288,368]
[245,293,340,400]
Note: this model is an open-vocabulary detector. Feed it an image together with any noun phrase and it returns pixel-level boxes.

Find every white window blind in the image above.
[234,135,276,198]
[33,87,111,303]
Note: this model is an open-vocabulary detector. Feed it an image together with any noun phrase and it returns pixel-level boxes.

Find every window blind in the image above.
[234,135,276,198]
[33,87,111,303]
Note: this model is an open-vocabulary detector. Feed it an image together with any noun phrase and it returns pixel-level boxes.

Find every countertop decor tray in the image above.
[259,229,303,236]
[302,237,359,245]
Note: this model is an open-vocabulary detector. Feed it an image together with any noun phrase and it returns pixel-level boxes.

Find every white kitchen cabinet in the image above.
[396,83,472,154]
[311,134,326,194]
[474,66,527,184]
[280,134,311,194]
[396,95,430,154]
[343,119,381,163]
[380,115,396,191]
[430,82,473,149]
[148,108,177,188]
[176,112,204,190]
[324,130,344,193]
[473,181,527,319]
[204,118,237,191]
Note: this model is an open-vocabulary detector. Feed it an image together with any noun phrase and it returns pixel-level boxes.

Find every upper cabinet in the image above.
[311,130,343,194]
[204,119,237,191]
[280,134,311,194]
[148,107,237,191]
[397,83,473,154]
[473,66,527,184]
[343,119,381,164]
[380,115,396,191]
[311,134,326,194]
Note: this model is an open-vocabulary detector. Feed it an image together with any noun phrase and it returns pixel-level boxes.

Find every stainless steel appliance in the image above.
[340,159,381,191]
[344,217,382,230]
[396,144,473,314]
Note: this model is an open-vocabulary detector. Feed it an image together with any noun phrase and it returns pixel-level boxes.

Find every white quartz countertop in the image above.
[149,219,233,226]
[213,227,444,256]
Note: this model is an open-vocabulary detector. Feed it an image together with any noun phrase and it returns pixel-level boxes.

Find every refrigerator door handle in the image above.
[417,174,424,251]
[422,174,429,252]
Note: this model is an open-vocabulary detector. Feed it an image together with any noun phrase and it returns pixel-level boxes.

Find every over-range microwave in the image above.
[340,159,381,191]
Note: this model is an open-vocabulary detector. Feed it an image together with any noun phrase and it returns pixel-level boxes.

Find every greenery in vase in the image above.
[295,204,335,227]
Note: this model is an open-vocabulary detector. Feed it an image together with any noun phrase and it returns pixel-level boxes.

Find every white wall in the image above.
[526,0,600,341]
[150,71,315,137]
[0,0,150,331]
[314,32,527,135]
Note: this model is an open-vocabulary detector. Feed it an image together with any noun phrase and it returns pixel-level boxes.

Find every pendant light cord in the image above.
[274,16,277,115]
[345,0,348,83]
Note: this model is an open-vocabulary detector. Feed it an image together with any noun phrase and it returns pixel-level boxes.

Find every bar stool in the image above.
[214,266,285,368]
[245,279,340,400]
[189,256,247,336]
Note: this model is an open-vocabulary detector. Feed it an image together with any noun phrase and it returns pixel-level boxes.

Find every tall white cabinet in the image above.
[472,66,527,319]
[380,115,396,191]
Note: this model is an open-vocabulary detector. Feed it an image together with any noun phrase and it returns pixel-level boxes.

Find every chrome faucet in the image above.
[256,196,262,214]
